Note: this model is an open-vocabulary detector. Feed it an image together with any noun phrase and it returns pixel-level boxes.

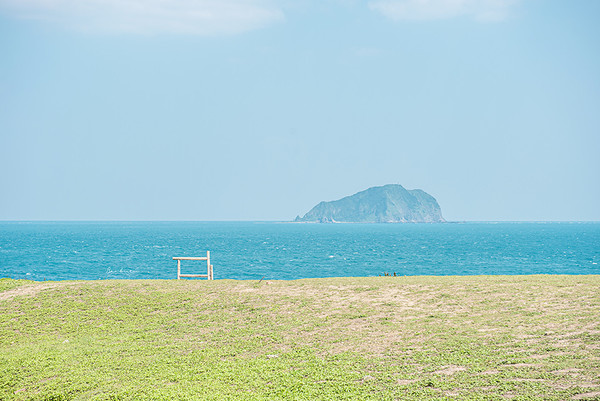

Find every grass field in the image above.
[0,275,599,400]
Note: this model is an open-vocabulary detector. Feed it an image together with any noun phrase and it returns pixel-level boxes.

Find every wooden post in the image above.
[177,259,181,280]
[207,251,211,279]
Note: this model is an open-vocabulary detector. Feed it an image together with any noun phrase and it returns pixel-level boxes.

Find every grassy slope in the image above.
[0,276,599,400]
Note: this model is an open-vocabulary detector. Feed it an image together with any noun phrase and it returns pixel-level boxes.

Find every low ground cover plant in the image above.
[0,275,599,400]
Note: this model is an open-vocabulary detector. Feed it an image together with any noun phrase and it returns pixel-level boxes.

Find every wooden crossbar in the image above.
[173,251,213,280]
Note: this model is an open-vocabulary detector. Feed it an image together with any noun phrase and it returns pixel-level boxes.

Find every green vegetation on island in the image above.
[295,184,445,223]
[1,275,599,400]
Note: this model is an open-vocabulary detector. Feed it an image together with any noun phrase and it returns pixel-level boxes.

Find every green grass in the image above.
[1,275,599,400]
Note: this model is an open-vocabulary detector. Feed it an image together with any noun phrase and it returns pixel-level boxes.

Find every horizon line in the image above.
[1,220,599,223]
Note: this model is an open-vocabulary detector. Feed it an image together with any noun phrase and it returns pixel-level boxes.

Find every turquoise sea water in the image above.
[0,222,598,281]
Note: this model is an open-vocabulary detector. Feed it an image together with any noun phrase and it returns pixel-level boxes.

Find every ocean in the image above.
[0,222,598,281]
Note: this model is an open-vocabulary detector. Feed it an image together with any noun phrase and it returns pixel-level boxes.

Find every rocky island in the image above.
[295,184,445,223]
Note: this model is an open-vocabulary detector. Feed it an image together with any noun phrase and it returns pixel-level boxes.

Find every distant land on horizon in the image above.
[295,184,445,223]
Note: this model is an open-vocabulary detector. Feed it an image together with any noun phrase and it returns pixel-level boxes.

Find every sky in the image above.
[0,0,599,221]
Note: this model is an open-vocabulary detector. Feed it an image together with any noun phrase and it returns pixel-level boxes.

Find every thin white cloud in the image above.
[368,0,520,22]
[0,0,285,35]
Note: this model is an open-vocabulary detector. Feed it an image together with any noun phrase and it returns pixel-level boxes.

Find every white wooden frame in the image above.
[173,251,213,280]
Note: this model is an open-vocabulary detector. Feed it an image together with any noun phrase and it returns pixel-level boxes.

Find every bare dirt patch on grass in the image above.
[433,365,467,375]
[572,390,600,400]
[0,282,81,301]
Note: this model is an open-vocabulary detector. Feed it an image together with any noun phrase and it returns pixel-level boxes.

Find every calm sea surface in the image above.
[0,222,598,281]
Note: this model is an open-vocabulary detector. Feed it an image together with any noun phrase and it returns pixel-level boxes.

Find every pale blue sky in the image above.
[1,0,599,221]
